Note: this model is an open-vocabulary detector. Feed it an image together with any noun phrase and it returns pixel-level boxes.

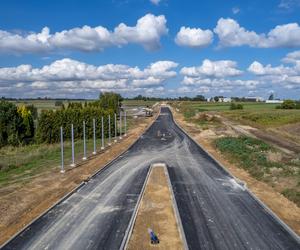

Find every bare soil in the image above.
[0,116,156,245]
[171,107,300,235]
[127,166,183,250]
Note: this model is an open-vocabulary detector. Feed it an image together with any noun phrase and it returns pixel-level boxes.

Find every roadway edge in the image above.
[169,106,300,242]
[0,107,161,248]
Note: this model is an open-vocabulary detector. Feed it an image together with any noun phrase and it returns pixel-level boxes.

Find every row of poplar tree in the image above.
[0,92,123,147]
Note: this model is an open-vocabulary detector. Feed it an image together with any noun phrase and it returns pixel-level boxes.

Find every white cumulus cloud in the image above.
[150,0,161,5]
[214,18,300,48]
[0,58,178,98]
[180,59,242,78]
[175,27,213,48]
[247,53,300,89]
[0,14,168,54]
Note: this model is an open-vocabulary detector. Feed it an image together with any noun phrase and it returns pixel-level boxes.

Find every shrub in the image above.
[54,100,63,107]
[279,99,296,109]
[230,103,243,110]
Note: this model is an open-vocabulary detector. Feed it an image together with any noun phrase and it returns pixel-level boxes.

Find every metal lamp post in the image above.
[83,121,87,160]
[70,124,75,167]
[93,118,96,154]
[60,126,65,173]
[114,113,117,142]
[101,116,104,150]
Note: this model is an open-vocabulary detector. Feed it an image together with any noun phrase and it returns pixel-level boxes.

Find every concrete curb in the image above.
[164,165,189,250]
[119,164,153,250]
[170,106,300,243]
[1,109,160,248]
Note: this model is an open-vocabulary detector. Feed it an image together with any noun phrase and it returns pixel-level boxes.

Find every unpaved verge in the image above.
[127,165,184,250]
[220,115,300,154]
[0,116,156,245]
[171,108,300,235]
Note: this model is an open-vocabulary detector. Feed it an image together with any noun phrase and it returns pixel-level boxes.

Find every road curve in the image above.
[2,107,299,250]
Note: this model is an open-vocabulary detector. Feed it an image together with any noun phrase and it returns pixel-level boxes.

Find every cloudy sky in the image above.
[0,0,300,99]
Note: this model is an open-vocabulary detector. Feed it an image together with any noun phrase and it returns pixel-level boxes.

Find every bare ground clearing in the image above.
[171,107,300,235]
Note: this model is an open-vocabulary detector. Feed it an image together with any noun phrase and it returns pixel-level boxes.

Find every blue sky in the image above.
[0,0,300,99]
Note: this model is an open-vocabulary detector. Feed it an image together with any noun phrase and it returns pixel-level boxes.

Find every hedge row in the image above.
[36,107,117,143]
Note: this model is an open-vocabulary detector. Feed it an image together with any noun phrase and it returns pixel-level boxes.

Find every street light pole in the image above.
[60,126,65,173]
[93,118,96,154]
[101,116,104,150]
[114,113,117,142]
[70,123,75,167]
[108,114,111,145]
[119,111,122,139]
[83,121,87,160]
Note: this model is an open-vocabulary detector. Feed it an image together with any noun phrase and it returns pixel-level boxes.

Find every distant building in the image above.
[222,97,232,102]
[265,100,283,104]
[244,96,264,102]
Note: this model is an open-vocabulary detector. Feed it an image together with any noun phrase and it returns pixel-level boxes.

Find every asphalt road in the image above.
[2,107,299,250]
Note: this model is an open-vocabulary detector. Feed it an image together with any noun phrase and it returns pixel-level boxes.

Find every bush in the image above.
[55,100,63,107]
[230,103,243,110]
[279,99,296,109]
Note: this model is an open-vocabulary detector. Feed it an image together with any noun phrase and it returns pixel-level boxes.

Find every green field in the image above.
[215,136,300,206]
[123,99,157,107]
[8,99,156,114]
[172,101,300,127]
[8,99,94,114]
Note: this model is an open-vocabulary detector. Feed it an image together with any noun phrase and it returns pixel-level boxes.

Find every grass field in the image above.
[172,101,300,127]
[123,100,157,107]
[8,99,156,114]
[215,136,300,206]
[0,115,141,187]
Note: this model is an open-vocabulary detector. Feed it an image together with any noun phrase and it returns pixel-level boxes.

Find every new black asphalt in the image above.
[2,107,299,249]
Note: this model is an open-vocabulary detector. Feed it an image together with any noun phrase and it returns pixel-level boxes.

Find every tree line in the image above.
[0,92,122,147]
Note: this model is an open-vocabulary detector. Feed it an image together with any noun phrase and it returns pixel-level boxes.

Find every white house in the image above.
[265,100,283,104]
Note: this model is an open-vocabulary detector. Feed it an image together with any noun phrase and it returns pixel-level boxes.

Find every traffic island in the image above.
[127,163,186,250]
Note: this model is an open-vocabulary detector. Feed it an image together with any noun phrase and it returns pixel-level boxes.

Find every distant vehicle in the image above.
[133,107,153,117]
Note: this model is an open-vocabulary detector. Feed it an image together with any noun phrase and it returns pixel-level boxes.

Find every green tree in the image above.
[97,92,123,113]
[193,95,206,101]
[0,101,23,147]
